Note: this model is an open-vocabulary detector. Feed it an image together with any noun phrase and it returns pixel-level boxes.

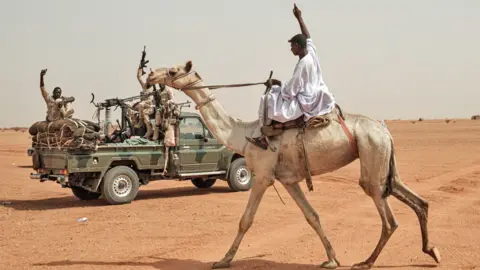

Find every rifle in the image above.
[175,100,192,111]
[140,45,149,75]
[56,96,75,108]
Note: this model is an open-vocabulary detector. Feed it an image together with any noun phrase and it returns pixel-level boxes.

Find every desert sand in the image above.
[1,119,480,269]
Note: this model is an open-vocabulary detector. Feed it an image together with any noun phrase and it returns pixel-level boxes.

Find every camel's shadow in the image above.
[32,256,439,270]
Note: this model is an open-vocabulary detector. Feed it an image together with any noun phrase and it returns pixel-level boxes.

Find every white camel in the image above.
[145,61,441,270]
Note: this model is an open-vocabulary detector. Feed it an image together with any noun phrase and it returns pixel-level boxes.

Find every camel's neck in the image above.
[183,86,259,155]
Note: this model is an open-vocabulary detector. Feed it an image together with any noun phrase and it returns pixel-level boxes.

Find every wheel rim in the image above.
[112,175,132,197]
[235,166,251,185]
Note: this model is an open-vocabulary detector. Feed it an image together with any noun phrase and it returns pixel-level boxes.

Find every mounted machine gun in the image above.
[90,91,157,143]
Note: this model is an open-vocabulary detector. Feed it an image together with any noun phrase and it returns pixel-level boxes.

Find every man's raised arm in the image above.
[293,4,310,39]
[39,69,49,102]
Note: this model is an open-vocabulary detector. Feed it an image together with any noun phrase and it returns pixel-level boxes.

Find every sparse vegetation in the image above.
[1,127,29,132]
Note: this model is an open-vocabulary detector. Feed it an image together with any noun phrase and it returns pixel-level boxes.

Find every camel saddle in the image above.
[260,104,345,137]
[260,117,304,137]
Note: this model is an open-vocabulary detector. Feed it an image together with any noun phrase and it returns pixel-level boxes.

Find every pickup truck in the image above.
[28,112,252,205]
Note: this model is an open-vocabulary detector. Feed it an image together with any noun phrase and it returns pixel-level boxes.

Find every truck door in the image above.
[177,117,222,173]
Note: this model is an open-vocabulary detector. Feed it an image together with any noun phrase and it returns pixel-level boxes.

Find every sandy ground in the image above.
[1,119,480,270]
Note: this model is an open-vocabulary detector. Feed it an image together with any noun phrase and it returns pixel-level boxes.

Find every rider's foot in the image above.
[245,136,268,150]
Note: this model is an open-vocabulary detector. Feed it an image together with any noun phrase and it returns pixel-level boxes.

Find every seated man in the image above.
[246,4,336,150]
[39,69,75,122]
[134,63,156,139]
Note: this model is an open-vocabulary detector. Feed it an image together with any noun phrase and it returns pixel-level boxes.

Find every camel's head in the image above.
[145,61,201,91]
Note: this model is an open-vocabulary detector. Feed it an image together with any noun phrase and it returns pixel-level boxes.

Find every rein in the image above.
[181,82,265,91]
[164,68,268,91]
[163,68,271,110]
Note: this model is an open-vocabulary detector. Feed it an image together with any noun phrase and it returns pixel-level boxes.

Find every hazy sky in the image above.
[1,0,479,127]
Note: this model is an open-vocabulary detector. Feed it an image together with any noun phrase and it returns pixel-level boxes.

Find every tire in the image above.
[191,178,216,189]
[71,186,102,200]
[227,158,252,192]
[101,166,140,205]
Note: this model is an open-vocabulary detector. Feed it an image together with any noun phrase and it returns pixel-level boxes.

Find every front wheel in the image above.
[101,166,140,205]
[227,158,252,192]
[71,186,101,200]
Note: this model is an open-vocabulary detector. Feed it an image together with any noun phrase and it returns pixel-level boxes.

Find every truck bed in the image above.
[32,142,167,173]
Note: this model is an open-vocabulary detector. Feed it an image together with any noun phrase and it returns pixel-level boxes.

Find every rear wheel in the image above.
[191,178,216,189]
[101,166,140,205]
[71,186,101,200]
[227,158,252,191]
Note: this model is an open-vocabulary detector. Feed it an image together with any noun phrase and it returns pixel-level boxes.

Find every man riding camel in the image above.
[246,3,336,150]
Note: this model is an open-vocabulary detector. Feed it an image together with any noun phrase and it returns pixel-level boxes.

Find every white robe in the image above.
[259,38,335,123]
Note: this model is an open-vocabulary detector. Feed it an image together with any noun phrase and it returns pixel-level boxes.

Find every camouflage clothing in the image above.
[135,68,155,138]
[154,86,177,145]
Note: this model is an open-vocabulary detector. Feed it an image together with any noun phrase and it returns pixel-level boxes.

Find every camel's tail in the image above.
[382,138,396,198]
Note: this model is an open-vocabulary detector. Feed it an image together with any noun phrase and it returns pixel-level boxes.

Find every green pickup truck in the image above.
[28,112,252,205]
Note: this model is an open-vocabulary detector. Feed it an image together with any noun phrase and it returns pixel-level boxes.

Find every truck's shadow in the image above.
[32,256,438,269]
[3,186,233,211]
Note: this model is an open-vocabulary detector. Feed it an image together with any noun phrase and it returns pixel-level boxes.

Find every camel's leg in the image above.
[351,195,398,270]
[212,176,271,269]
[391,179,441,263]
[282,182,340,269]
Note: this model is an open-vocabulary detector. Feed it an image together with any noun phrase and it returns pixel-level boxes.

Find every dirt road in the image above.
[1,119,480,269]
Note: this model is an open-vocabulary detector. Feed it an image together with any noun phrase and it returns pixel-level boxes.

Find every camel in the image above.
[145,61,441,270]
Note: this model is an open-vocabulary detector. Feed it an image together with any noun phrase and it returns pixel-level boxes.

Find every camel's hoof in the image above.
[425,246,441,263]
[351,261,372,270]
[320,258,340,269]
[211,261,231,269]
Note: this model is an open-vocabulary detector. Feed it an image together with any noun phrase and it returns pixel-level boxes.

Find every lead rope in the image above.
[272,183,286,205]
[262,71,277,152]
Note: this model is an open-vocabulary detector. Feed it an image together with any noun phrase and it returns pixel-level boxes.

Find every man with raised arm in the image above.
[39,69,75,122]
[246,3,336,150]
[134,62,156,139]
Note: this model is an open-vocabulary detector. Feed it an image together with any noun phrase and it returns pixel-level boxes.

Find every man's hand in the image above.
[40,69,47,88]
[293,3,310,38]
[264,79,281,88]
[293,3,302,19]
